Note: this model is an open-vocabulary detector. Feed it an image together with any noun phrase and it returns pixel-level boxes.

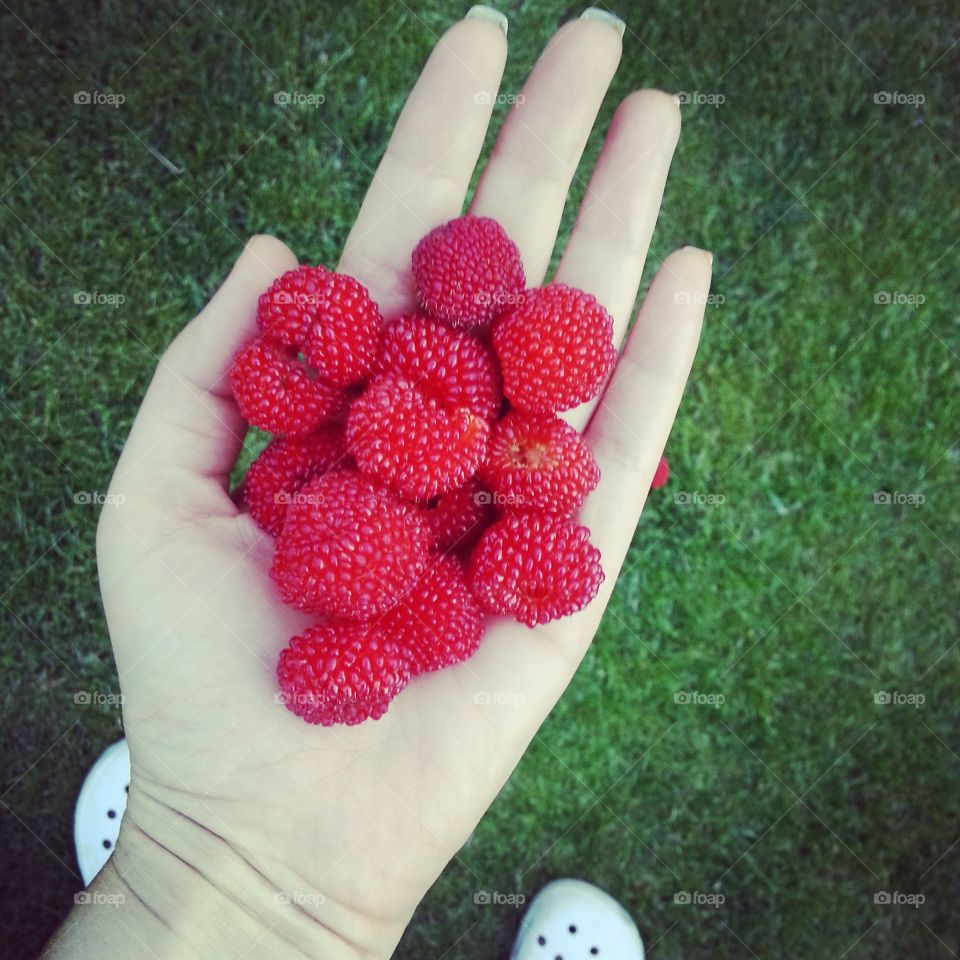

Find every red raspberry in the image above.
[468,513,604,627]
[493,284,617,413]
[412,216,525,329]
[276,621,410,726]
[346,374,490,500]
[427,477,495,554]
[243,426,349,536]
[376,314,502,420]
[480,411,599,516]
[302,271,384,387]
[257,265,331,349]
[651,455,670,489]
[229,337,345,437]
[271,470,432,618]
[378,555,483,674]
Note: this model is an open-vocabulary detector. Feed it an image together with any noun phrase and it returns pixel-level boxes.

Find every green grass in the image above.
[2,0,958,956]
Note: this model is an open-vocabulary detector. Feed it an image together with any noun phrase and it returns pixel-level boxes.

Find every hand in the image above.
[48,10,710,960]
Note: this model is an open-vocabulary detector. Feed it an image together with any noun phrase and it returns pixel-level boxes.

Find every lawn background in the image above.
[1,0,958,956]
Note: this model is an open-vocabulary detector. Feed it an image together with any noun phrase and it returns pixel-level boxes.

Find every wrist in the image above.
[47,788,408,960]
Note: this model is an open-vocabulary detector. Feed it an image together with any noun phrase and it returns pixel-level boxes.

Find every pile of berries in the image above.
[230,216,620,726]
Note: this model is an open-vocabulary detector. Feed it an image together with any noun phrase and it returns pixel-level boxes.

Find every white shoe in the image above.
[510,879,645,960]
[74,739,130,886]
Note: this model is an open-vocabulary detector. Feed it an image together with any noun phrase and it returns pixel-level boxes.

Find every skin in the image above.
[45,11,711,960]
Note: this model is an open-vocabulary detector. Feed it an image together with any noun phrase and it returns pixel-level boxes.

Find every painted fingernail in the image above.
[580,7,626,38]
[466,5,508,36]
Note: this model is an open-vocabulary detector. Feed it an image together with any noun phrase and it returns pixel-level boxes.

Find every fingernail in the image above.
[580,7,626,38]
[466,5,508,36]
[681,245,714,267]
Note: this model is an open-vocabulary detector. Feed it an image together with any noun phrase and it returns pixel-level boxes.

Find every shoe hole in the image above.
[102,839,112,849]
[569,924,577,934]
[554,955,563,960]
[537,936,546,946]
[590,949,599,956]
[107,809,116,819]
[125,784,129,793]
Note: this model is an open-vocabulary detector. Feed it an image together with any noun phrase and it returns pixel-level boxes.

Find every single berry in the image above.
[378,555,483,674]
[243,426,349,536]
[376,314,502,420]
[229,337,345,437]
[277,621,410,726]
[257,265,331,349]
[427,477,495,554]
[493,284,617,413]
[412,216,525,329]
[468,513,604,627]
[347,374,490,501]
[271,470,432,618]
[301,271,384,387]
[651,455,670,489]
[480,411,599,516]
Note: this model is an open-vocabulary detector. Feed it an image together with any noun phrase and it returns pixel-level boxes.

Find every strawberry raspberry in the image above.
[229,337,345,437]
[376,314,502,420]
[651,455,670,489]
[480,411,599,516]
[257,264,331,349]
[469,513,604,627]
[243,426,349,536]
[427,477,495,554]
[271,470,431,618]
[277,621,410,726]
[493,284,617,413]
[378,555,483,674]
[412,216,525,329]
[347,374,490,501]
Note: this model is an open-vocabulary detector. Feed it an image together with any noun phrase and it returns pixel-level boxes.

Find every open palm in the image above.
[94,12,710,959]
